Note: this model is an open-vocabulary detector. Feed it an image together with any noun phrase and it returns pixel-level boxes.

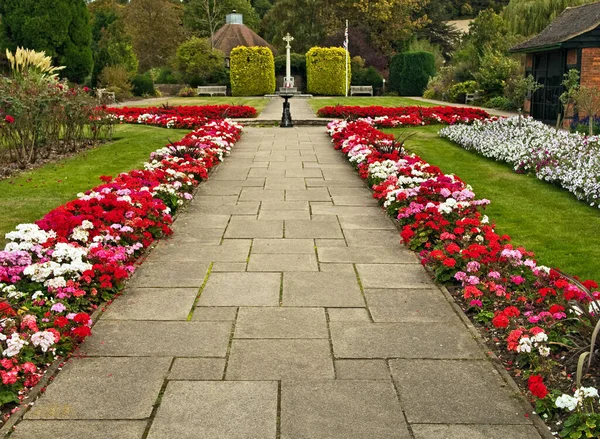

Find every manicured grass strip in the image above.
[123,97,269,113]
[384,125,600,282]
[308,96,436,114]
[0,124,190,244]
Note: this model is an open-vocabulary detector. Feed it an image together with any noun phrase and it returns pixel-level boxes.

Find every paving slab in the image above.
[311,205,384,216]
[285,188,332,201]
[169,358,226,380]
[390,359,531,424]
[239,188,285,201]
[260,200,309,211]
[335,360,390,380]
[337,215,396,229]
[332,196,379,206]
[365,288,463,323]
[10,420,147,439]
[146,381,277,439]
[264,177,306,190]
[80,321,231,357]
[314,238,347,247]
[318,246,417,264]
[283,272,364,307]
[101,288,197,320]
[198,272,281,306]
[411,424,542,439]
[150,239,251,262]
[285,168,323,178]
[258,209,311,220]
[247,253,318,271]
[187,201,260,215]
[211,262,247,272]
[235,307,328,339]
[344,229,403,247]
[319,263,356,273]
[226,339,334,380]
[285,219,343,239]
[281,380,410,439]
[224,218,283,238]
[172,214,231,229]
[327,307,371,322]
[25,357,171,419]
[330,322,484,359]
[356,263,436,289]
[128,261,211,288]
[252,238,315,254]
[192,306,238,321]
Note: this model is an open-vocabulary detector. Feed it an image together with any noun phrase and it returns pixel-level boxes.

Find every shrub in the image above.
[178,87,195,97]
[473,49,520,98]
[390,51,436,96]
[175,37,225,87]
[306,47,350,96]
[99,65,132,100]
[423,66,456,101]
[155,67,179,84]
[131,74,155,97]
[229,46,275,96]
[486,96,513,110]
[447,80,477,103]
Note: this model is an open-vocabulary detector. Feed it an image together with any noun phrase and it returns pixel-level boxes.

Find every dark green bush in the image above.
[156,67,178,84]
[389,54,404,95]
[274,53,306,76]
[447,80,477,103]
[131,74,155,96]
[396,51,436,96]
[352,66,383,90]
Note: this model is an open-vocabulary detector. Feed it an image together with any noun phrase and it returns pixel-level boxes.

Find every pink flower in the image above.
[50,303,67,313]
[488,271,501,279]
[511,275,525,285]
[466,261,480,272]
[469,299,483,307]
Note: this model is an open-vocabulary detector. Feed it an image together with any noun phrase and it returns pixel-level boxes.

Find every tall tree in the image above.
[183,0,260,43]
[88,0,138,85]
[0,0,93,83]
[124,0,186,70]
[503,0,596,37]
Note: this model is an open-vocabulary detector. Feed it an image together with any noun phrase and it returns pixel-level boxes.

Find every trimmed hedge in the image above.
[230,46,276,96]
[389,51,436,96]
[306,47,351,96]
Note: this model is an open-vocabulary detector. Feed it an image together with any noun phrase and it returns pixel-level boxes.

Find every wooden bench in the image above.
[465,91,482,105]
[96,88,116,104]
[350,85,373,96]
[197,86,227,96]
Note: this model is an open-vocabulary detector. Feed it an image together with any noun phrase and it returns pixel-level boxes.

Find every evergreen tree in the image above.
[0,0,93,83]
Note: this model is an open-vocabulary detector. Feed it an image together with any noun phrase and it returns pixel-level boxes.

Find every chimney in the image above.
[226,10,243,25]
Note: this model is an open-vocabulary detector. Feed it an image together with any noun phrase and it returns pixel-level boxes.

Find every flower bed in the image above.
[327,118,600,436]
[317,105,489,125]
[107,105,257,124]
[440,117,600,209]
[0,118,242,411]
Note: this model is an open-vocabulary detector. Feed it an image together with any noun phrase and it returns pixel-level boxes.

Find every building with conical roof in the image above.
[213,11,277,67]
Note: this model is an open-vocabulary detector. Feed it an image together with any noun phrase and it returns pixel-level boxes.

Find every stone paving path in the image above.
[11,126,545,439]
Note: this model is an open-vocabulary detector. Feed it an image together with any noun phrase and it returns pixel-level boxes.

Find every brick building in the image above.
[510,2,600,124]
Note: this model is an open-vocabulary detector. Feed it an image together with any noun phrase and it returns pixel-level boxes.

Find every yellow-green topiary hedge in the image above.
[230,46,275,96]
[306,47,351,96]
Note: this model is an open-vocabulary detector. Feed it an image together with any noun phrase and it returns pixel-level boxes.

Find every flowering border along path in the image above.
[106,105,257,129]
[440,116,600,209]
[0,114,243,417]
[327,118,600,436]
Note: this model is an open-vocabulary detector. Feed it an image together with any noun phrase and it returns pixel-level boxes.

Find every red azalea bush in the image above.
[0,119,242,409]
[327,118,600,434]
[317,105,489,125]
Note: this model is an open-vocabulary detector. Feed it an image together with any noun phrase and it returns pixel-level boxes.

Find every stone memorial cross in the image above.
[283,33,294,88]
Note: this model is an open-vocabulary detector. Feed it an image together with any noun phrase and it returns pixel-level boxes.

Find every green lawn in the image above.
[0,125,190,245]
[308,96,436,114]
[384,125,600,282]
[120,97,270,113]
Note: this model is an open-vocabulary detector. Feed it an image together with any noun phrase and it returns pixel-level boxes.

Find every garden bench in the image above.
[196,86,227,96]
[96,88,116,104]
[465,91,482,105]
[350,85,373,96]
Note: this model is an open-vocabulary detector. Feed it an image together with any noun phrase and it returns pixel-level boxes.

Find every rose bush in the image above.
[0,117,242,409]
[327,117,600,436]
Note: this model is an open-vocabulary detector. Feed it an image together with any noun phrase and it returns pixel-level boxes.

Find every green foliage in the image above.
[505,74,543,110]
[306,47,350,96]
[175,37,225,87]
[153,67,178,84]
[131,74,155,97]
[393,51,436,96]
[503,0,595,37]
[230,46,275,96]
[177,87,196,97]
[351,57,383,90]
[447,80,478,103]
[0,0,93,83]
[473,49,520,97]
[487,95,514,110]
[183,0,260,38]
[274,53,307,76]
[99,65,133,100]
[388,53,404,95]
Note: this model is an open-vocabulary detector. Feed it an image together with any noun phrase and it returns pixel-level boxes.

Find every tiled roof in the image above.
[213,24,277,57]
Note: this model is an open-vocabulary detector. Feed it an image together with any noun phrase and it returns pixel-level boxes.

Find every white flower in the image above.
[3,333,28,357]
[556,394,579,412]
[30,331,56,352]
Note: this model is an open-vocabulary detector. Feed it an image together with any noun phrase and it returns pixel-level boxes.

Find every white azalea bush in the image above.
[440,117,600,208]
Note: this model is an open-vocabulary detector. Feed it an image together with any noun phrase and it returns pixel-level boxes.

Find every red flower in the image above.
[583,280,599,290]
[73,313,91,324]
[492,312,509,328]
[549,304,564,314]
[442,258,456,267]
[72,325,92,339]
[528,375,548,399]
[53,316,70,328]
[4,115,14,124]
